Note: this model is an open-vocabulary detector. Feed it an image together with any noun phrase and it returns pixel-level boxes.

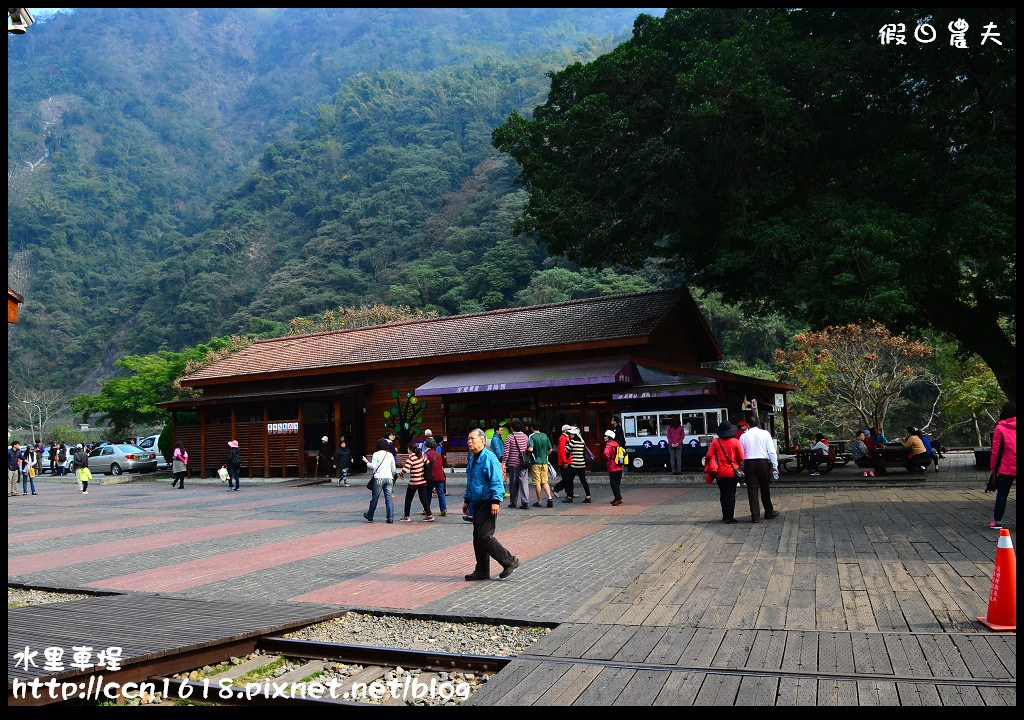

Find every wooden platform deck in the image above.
[469,624,1016,706]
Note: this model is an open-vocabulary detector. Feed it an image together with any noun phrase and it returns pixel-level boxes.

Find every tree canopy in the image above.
[776,322,934,439]
[72,336,246,438]
[493,8,1016,400]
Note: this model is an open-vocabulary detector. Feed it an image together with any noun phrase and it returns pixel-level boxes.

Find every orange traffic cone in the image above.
[978,528,1016,631]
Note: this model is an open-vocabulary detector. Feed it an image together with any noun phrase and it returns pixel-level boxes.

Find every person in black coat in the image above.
[226,440,242,491]
[609,416,626,447]
[335,436,352,486]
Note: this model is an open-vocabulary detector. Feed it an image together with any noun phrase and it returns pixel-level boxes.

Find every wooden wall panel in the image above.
[173,427,201,476]
[237,422,266,478]
[202,424,231,478]
[360,366,443,455]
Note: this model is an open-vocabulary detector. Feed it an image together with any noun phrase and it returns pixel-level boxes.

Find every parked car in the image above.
[138,434,170,469]
[87,444,158,476]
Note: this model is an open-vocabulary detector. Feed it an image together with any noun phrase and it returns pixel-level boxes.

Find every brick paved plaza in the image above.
[7,452,1016,705]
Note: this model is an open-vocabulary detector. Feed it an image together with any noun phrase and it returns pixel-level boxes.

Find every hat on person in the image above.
[561,424,571,433]
[858,429,870,436]
[424,429,433,436]
[321,436,329,443]
[568,426,580,435]
[604,429,616,439]
[228,440,239,448]
[737,420,749,428]
[716,421,737,438]
[75,444,83,449]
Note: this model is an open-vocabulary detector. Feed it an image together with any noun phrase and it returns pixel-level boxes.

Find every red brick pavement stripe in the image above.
[561,487,687,515]
[102,487,333,510]
[290,522,602,609]
[8,511,94,527]
[200,492,355,512]
[8,519,296,575]
[8,515,190,543]
[83,522,429,593]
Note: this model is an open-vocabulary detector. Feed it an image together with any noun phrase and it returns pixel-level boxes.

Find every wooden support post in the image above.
[263,405,270,478]
[297,403,304,478]
[199,411,206,479]
[783,392,792,452]
[334,397,342,448]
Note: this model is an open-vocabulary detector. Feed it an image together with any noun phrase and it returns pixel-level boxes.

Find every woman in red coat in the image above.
[602,429,625,506]
[705,421,746,524]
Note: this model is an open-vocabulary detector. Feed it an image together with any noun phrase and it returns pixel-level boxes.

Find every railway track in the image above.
[143,637,511,706]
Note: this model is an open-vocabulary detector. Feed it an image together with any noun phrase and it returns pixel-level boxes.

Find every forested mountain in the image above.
[7,8,662,392]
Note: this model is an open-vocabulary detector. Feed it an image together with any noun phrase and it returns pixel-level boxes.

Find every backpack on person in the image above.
[423,450,440,483]
[614,443,627,466]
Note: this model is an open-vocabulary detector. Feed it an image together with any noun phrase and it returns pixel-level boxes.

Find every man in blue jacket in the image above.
[463,428,520,581]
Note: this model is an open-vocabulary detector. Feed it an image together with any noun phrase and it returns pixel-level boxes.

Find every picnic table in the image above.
[779,442,930,476]
[872,443,935,474]
[778,440,852,475]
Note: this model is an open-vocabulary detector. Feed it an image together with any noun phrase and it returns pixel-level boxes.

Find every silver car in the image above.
[138,434,171,469]
[87,444,158,476]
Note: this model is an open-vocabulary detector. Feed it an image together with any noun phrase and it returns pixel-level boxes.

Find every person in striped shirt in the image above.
[399,443,434,522]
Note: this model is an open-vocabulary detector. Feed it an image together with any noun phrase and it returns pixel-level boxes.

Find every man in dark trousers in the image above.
[738,416,779,523]
[334,436,352,486]
[317,435,332,479]
[462,428,519,581]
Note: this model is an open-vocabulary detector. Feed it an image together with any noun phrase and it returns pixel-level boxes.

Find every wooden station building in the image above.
[165,288,796,478]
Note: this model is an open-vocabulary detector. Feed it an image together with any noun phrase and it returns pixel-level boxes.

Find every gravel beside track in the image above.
[283,610,550,656]
[8,587,94,607]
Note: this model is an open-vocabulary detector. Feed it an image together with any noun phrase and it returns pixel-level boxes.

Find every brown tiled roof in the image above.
[182,288,719,385]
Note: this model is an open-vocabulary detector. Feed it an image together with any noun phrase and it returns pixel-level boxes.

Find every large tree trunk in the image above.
[926,299,1016,403]
[976,341,1017,404]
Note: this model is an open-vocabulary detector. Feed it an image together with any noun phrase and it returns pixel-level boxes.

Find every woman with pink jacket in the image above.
[988,402,1016,529]
[171,442,188,489]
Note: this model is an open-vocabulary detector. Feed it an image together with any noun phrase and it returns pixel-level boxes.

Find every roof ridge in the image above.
[250,287,683,346]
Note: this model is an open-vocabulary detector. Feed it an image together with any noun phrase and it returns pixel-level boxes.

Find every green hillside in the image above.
[7,8,662,392]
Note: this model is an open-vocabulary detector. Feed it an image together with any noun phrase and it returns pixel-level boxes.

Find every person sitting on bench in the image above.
[807,434,830,476]
[900,427,931,474]
[851,429,882,477]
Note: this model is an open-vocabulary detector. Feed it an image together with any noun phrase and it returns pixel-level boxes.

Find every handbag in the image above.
[985,439,1006,493]
[703,441,720,474]
[367,456,384,490]
[518,434,533,466]
[712,440,744,479]
[583,443,595,463]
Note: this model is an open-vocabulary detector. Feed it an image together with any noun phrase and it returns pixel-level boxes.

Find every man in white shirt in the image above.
[738,416,779,523]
